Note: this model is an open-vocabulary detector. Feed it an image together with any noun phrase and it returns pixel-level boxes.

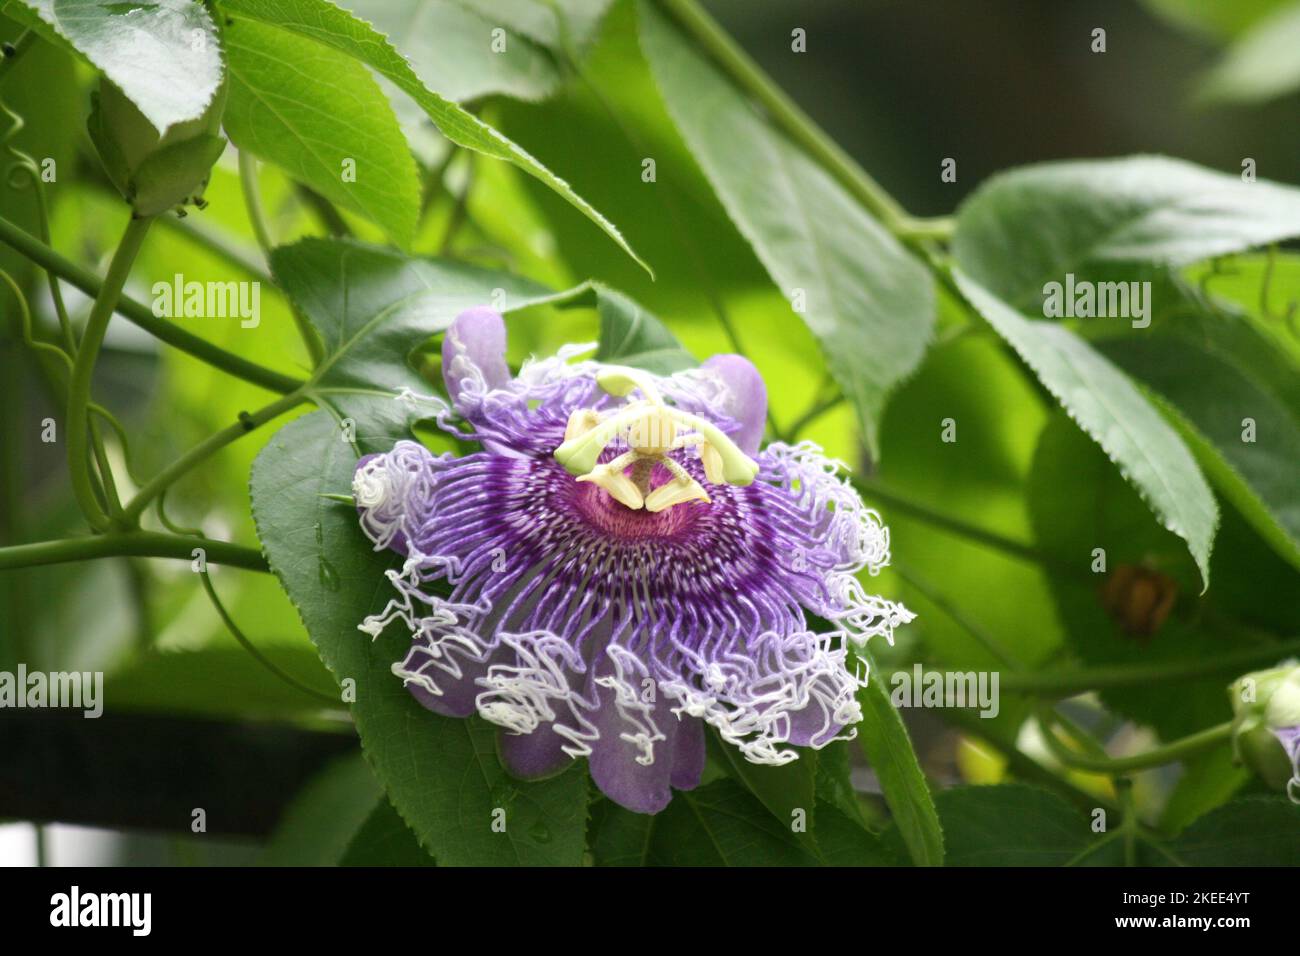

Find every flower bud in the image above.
[88,76,227,217]
[1228,663,1300,796]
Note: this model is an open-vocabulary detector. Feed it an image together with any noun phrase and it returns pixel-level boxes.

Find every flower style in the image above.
[353,307,914,814]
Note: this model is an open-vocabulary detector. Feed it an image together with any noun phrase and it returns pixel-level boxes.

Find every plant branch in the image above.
[122,389,307,523]
[655,0,907,229]
[1038,711,1234,775]
[0,213,304,392]
[1001,638,1300,696]
[66,215,153,530]
[0,531,268,572]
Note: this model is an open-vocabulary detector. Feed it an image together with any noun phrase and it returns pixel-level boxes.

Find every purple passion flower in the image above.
[352,307,913,814]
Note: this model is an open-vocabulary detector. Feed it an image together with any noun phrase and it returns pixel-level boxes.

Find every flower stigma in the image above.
[553,364,761,513]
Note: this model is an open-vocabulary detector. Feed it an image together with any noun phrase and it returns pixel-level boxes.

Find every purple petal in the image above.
[702,354,767,455]
[669,715,706,791]
[498,725,573,780]
[443,307,511,404]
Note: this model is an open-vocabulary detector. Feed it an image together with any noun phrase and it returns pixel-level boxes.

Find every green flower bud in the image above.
[1228,663,1300,793]
[88,75,227,217]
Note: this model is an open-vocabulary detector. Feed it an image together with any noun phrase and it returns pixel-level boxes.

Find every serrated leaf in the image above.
[913,785,1090,867]
[250,403,590,865]
[591,779,819,866]
[955,270,1219,586]
[1167,796,1300,865]
[270,237,557,400]
[592,283,696,374]
[217,0,649,273]
[638,1,934,457]
[708,728,815,836]
[341,0,561,103]
[340,798,437,866]
[953,156,1300,312]
[222,16,420,246]
[855,649,944,866]
[1097,326,1300,574]
[9,0,222,132]
[813,801,897,865]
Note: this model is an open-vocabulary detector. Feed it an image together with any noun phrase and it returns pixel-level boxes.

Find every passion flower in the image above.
[353,307,913,814]
[1229,663,1300,802]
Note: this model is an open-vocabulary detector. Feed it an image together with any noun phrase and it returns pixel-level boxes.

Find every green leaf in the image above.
[216,0,650,273]
[855,650,944,866]
[1028,410,1298,739]
[955,270,1219,586]
[590,779,820,866]
[8,0,222,132]
[340,0,562,103]
[916,784,1091,867]
[587,797,655,866]
[270,237,556,398]
[1198,2,1300,103]
[638,1,934,457]
[813,801,897,865]
[261,752,380,866]
[1168,796,1300,865]
[454,0,613,49]
[222,16,420,246]
[709,729,815,834]
[1159,748,1249,834]
[814,739,872,829]
[1140,0,1291,39]
[339,798,437,866]
[593,284,697,374]
[1095,312,1300,574]
[250,402,591,865]
[953,156,1300,312]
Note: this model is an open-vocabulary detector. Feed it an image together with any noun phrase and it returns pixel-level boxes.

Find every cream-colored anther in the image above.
[699,441,725,484]
[554,363,761,513]
[576,451,645,510]
[564,407,602,443]
[645,475,710,512]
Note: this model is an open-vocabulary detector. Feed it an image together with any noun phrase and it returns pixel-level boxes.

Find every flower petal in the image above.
[442,307,511,407]
[498,725,574,780]
[702,354,767,455]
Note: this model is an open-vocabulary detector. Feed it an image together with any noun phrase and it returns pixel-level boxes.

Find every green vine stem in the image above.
[198,568,338,705]
[0,531,267,572]
[66,215,153,530]
[0,213,303,393]
[122,389,307,523]
[1000,637,1300,696]
[1037,709,1234,775]
[655,0,907,230]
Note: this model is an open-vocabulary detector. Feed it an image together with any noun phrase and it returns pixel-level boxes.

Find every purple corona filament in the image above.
[353,307,913,814]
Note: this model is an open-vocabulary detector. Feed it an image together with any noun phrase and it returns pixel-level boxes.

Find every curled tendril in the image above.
[2,97,76,352]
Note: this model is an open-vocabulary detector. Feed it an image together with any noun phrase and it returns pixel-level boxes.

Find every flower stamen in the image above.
[554,364,760,512]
